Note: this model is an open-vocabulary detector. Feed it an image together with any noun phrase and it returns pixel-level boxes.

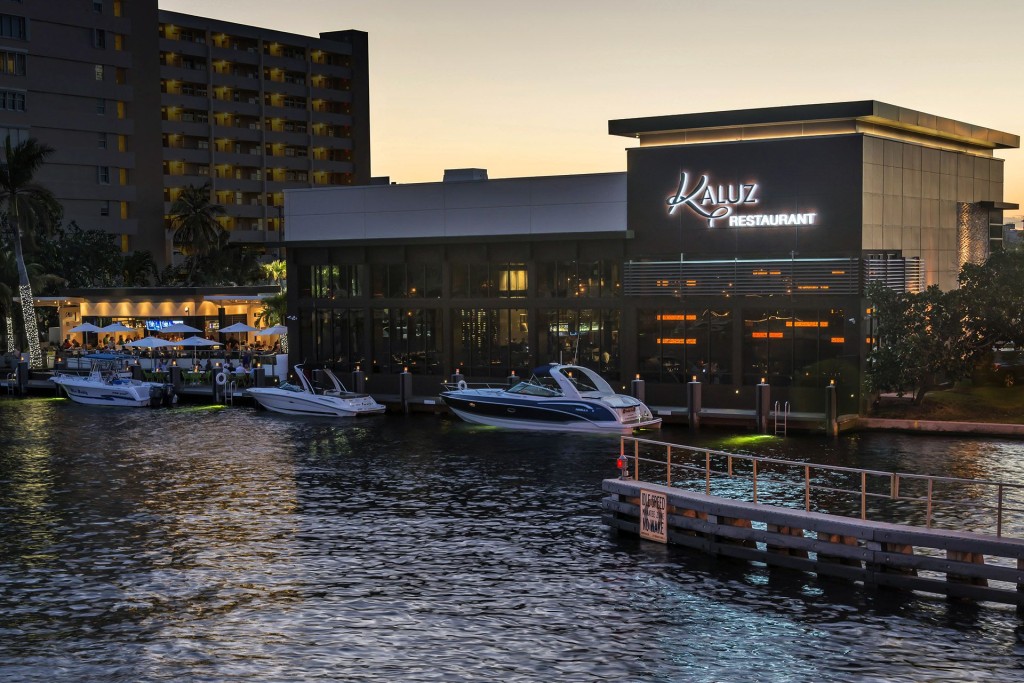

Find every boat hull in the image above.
[51,376,167,408]
[246,388,385,417]
[441,391,661,434]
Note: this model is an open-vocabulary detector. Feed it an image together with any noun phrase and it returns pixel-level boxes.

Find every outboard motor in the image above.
[149,384,164,408]
[162,383,175,407]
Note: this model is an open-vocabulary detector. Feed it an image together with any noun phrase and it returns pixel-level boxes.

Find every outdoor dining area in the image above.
[56,321,289,383]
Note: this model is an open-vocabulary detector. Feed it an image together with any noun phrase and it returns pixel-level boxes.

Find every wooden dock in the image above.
[603,436,1024,606]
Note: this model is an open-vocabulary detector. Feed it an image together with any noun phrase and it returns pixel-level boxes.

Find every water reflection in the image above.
[1,399,1023,682]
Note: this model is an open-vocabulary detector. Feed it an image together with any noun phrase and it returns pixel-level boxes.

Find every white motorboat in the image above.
[246,364,385,417]
[51,360,174,408]
[440,363,662,434]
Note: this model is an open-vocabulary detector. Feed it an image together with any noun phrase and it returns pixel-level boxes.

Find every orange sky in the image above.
[161,0,1024,222]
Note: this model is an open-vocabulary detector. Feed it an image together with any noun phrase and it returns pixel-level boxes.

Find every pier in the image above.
[602,436,1024,606]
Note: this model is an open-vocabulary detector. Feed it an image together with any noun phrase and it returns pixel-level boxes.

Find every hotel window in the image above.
[94,64,104,81]
[0,89,25,111]
[372,308,441,375]
[93,1,103,12]
[0,50,25,76]
[97,132,107,148]
[93,28,106,49]
[95,98,105,114]
[453,308,529,378]
[0,126,27,146]
[97,166,110,184]
[0,15,26,40]
[100,201,110,216]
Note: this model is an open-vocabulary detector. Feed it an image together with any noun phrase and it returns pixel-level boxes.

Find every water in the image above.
[1,398,1023,682]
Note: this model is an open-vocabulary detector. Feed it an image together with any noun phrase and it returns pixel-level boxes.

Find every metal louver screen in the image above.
[862,257,923,294]
[623,258,862,297]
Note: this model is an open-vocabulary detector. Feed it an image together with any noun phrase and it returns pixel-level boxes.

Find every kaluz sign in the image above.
[666,171,816,228]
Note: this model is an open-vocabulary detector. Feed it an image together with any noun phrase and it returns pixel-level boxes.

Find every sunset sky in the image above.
[161,0,1024,219]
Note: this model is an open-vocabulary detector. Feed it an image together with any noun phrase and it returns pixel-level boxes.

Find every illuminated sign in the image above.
[666,170,817,228]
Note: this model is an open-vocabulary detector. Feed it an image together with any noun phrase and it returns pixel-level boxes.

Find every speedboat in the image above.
[440,363,662,434]
[246,363,385,417]
[51,360,174,408]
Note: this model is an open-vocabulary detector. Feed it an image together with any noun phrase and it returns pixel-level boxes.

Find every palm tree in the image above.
[0,137,61,367]
[121,249,158,286]
[169,182,225,284]
[262,259,286,292]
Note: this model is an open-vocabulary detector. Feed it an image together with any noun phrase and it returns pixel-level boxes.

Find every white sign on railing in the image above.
[640,489,668,543]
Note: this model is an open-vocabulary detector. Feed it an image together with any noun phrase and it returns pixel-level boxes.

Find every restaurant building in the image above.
[282,101,1019,413]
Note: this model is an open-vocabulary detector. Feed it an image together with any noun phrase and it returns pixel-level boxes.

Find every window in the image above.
[0,126,27,146]
[0,50,25,76]
[94,64,104,81]
[100,201,110,216]
[93,28,106,49]
[95,98,106,114]
[97,166,110,184]
[0,15,27,40]
[0,89,25,111]
[93,1,103,13]
[97,132,107,148]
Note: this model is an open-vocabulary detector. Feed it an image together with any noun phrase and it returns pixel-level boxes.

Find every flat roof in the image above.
[609,100,1019,150]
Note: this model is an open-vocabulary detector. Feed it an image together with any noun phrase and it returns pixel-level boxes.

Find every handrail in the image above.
[619,435,1024,537]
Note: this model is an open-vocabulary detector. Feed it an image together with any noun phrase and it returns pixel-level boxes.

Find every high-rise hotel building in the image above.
[0,0,368,264]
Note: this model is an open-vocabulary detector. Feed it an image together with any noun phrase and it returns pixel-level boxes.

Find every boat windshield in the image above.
[507,380,561,397]
[555,366,614,395]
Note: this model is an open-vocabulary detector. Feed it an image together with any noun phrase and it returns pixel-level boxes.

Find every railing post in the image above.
[705,450,711,495]
[860,471,867,520]
[804,465,810,512]
[926,478,934,528]
[666,445,671,486]
[997,483,1004,538]
[633,439,639,481]
[752,460,758,504]
[891,473,900,500]
[728,455,733,477]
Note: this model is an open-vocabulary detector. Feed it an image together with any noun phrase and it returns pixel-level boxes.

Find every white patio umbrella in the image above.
[68,322,103,347]
[125,337,175,349]
[177,336,222,366]
[219,323,258,334]
[256,325,288,336]
[177,336,221,347]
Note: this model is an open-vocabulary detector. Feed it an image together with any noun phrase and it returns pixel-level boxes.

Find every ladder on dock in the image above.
[774,400,790,436]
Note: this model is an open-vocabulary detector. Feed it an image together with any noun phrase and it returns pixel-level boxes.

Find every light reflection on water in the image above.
[1,398,1023,682]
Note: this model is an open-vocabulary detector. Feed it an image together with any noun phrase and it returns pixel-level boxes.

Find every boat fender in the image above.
[215,371,228,386]
[456,379,467,390]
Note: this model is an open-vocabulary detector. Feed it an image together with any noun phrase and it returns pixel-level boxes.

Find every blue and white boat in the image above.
[440,363,661,434]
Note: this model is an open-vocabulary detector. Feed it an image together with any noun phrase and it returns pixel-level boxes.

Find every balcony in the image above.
[310,158,352,174]
[309,110,352,126]
[210,45,261,65]
[211,177,265,192]
[163,147,210,164]
[222,203,265,219]
[264,129,309,146]
[211,124,262,143]
[211,99,262,117]
[162,120,211,137]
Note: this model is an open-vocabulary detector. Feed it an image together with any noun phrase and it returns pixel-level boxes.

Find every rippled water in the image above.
[1,398,1023,682]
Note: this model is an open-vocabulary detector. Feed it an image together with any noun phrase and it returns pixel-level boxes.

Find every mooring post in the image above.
[630,374,645,402]
[825,381,838,436]
[170,365,183,393]
[507,371,518,389]
[400,367,412,414]
[755,380,770,434]
[352,367,366,393]
[687,379,701,431]
[15,358,28,395]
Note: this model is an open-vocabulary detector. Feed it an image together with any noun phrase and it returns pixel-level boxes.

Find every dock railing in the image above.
[619,436,1024,538]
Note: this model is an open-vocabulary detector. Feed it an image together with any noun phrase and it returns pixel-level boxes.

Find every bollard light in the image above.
[692,375,697,382]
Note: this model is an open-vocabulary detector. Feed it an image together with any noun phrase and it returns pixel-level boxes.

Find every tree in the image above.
[169,182,225,284]
[121,249,158,287]
[865,282,980,404]
[958,249,1024,348]
[255,291,286,328]
[0,137,61,367]
[262,259,286,291]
